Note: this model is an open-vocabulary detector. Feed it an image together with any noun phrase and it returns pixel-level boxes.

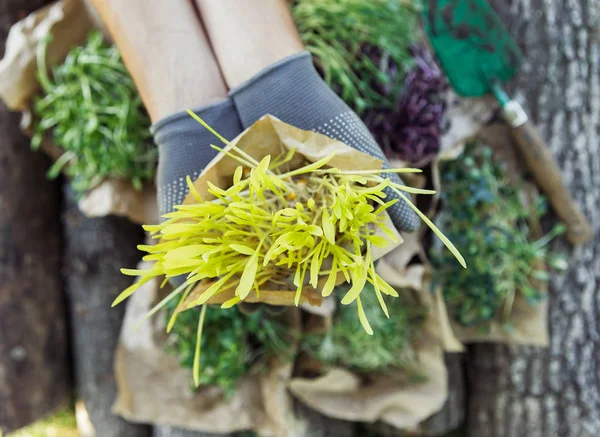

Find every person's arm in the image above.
[196,0,420,233]
[195,0,304,88]
[88,0,227,122]
[88,0,244,219]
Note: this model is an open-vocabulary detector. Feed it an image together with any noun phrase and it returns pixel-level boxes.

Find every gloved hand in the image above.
[151,99,243,292]
[229,51,420,233]
[152,99,243,219]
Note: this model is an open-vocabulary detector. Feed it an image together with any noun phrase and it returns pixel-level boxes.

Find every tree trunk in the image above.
[467,1,600,436]
[62,185,150,437]
[0,0,69,434]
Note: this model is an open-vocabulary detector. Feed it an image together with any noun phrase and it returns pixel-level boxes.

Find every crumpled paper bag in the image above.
[440,91,497,157]
[431,122,549,346]
[289,232,451,431]
[376,233,464,354]
[0,0,158,225]
[175,115,402,309]
[113,261,300,436]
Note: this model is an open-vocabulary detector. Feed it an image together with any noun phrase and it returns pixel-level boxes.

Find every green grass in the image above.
[4,405,78,437]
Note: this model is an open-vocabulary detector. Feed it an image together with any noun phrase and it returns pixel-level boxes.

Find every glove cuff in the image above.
[154,98,243,218]
[151,99,240,147]
[229,51,348,130]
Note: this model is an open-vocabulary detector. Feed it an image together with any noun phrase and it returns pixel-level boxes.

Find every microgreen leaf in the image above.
[236,251,260,299]
[193,304,207,387]
[321,259,338,297]
[356,295,373,335]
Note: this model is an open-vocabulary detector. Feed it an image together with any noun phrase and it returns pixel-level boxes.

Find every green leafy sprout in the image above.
[164,299,291,395]
[431,145,567,328]
[114,110,464,386]
[33,31,156,193]
[292,0,421,113]
[304,282,425,373]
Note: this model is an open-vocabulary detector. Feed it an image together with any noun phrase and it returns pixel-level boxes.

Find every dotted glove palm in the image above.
[229,51,420,233]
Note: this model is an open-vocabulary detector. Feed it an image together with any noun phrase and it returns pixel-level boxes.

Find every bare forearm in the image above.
[89,0,227,121]
[195,0,304,88]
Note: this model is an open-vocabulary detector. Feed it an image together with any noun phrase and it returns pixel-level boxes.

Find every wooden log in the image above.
[421,354,466,436]
[62,184,150,437]
[0,0,69,433]
[293,398,356,437]
[466,1,600,436]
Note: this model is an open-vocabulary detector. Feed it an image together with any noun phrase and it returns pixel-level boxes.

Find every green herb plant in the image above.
[305,282,425,373]
[114,111,464,386]
[293,0,421,113]
[33,31,156,193]
[431,145,566,328]
[165,299,290,396]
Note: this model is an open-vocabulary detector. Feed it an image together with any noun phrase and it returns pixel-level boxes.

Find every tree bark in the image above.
[467,1,600,436]
[62,185,150,437]
[0,0,69,434]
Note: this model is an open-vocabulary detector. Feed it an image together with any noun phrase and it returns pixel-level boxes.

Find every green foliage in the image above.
[305,282,425,373]
[292,0,421,113]
[164,300,291,396]
[33,31,156,193]
[431,145,566,328]
[120,140,463,338]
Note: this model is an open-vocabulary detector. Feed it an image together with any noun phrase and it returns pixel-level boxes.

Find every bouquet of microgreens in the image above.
[32,31,156,193]
[292,0,421,113]
[114,114,464,386]
[431,145,566,328]
[366,45,448,165]
[165,299,290,395]
[304,282,425,374]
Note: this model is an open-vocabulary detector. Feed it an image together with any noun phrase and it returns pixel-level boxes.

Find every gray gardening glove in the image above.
[229,51,420,233]
[151,99,242,292]
[152,100,278,315]
[152,99,243,219]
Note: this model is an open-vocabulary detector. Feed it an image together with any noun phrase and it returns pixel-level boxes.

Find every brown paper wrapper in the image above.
[113,260,300,436]
[0,0,158,225]
[289,233,452,431]
[115,116,409,433]
[430,122,549,346]
[176,115,402,308]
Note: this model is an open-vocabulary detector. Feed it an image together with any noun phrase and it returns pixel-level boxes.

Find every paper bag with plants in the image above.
[113,260,300,436]
[289,230,452,431]
[0,0,158,224]
[429,126,567,346]
[111,113,465,433]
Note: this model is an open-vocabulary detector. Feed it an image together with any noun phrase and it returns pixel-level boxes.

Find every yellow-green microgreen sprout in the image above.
[114,111,465,386]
